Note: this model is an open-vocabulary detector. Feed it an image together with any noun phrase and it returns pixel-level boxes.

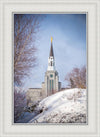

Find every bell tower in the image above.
[43,37,61,96]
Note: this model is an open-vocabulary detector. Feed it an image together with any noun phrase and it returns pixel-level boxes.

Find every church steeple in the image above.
[48,37,55,71]
[49,37,54,58]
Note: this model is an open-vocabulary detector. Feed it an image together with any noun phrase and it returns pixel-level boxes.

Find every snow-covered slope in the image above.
[29,88,87,123]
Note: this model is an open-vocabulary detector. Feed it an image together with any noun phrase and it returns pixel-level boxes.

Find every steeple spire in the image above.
[48,37,55,71]
[49,37,54,58]
[51,37,53,43]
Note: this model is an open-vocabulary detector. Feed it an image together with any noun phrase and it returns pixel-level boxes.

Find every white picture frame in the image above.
[0,0,100,137]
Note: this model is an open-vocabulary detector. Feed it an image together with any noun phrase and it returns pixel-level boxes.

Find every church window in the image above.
[52,80,54,91]
[50,80,51,91]
[50,80,54,92]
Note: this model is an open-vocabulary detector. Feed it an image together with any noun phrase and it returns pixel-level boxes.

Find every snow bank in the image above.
[29,88,87,123]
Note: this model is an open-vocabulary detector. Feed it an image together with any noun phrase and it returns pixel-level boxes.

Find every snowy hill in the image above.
[29,88,87,123]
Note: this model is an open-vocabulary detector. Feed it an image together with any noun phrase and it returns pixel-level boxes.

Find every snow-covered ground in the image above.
[29,88,87,123]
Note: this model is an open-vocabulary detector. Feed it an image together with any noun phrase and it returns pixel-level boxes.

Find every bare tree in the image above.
[14,14,43,85]
[65,66,86,89]
[14,86,26,122]
[80,66,86,88]
[69,78,76,88]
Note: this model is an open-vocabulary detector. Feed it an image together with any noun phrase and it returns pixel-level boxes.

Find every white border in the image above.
[0,0,100,137]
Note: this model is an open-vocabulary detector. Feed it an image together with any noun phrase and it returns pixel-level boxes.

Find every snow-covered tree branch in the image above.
[65,66,86,88]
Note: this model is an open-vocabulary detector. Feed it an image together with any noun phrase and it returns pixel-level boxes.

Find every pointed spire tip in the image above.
[49,37,54,58]
[51,37,53,43]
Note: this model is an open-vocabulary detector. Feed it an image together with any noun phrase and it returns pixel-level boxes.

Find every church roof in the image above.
[49,43,54,58]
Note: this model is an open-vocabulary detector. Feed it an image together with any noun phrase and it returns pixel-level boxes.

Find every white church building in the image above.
[26,37,61,105]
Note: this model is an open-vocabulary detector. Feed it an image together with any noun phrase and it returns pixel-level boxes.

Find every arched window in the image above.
[50,80,54,92]
[51,61,53,66]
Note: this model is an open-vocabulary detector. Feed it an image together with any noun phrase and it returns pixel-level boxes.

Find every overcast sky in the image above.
[24,14,86,89]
